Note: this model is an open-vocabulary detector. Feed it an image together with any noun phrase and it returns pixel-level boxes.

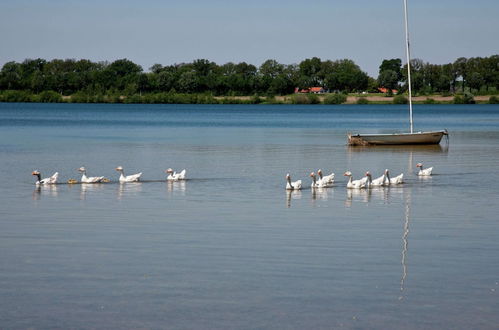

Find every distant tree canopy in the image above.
[1,56,498,97]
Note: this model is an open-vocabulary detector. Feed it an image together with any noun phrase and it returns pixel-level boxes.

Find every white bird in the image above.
[385,169,404,184]
[78,167,106,183]
[344,171,367,189]
[165,168,186,181]
[366,171,387,187]
[32,170,58,185]
[310,172,327,188]
[115,166,142,182]
[317,169,335,185]
[286,173,302,190]
[416,163,433,176]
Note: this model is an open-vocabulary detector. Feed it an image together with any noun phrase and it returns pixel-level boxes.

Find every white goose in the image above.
[115,166,142,182]
[344,171,367,189]
[416,163,433,176]
[78,167,106,183]
[286,173,302,190]
[385,169,404,184]
[317,169,335,185]
[32,170,58,185]
[366,171,387,187]
[165,168,186,181]
[310,172,326,188]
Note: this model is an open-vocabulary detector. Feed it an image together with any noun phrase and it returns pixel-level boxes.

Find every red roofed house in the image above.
[294,87,326,94]
[378,87,398,94]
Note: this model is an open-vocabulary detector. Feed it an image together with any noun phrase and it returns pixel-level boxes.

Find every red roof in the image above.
[378,87,398,94]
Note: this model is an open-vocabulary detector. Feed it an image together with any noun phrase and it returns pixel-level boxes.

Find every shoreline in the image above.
[1,92,497,105]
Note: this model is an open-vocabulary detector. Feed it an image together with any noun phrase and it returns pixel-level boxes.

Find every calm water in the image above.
[1,103,498,329]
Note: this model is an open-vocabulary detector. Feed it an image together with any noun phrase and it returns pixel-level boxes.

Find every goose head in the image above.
[115,166,124,172]
[416,163,423,168]
[32,170,41,181]
[78,167,86,173]
[365,171,371,177]
[317,169,323,178]
[343,171,352,177]
[166,168,174,174]
[384,169,389,174]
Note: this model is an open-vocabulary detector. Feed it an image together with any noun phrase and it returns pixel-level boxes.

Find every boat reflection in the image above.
[32,184,58,200]
[347,143,448,154]
[285,189,302,208]
[400,190,410,299]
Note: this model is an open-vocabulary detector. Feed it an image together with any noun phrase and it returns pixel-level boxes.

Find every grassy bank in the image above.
[1,90,498,105]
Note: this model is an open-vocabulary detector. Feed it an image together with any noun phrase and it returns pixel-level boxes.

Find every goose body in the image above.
[416,163,433,176]
[79,167,106,183]
[317,169,335,185]
[344,171,367,189]
[310,172,327,188]
[385,169,404,184]
[166,168,186,181]
[286,173,302,190]
[116,166,142,182]
[32,171,58,185]
[368,171,387,187]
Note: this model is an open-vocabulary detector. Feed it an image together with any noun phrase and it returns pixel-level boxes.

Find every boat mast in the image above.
[404,0,414,133]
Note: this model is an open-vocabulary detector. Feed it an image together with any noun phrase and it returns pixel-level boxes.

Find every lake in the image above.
[1,103,498,329]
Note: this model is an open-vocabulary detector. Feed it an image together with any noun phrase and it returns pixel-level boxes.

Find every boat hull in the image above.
[347,130,448,146]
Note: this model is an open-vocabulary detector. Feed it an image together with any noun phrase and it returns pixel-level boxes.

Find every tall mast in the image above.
[404,0,414,133]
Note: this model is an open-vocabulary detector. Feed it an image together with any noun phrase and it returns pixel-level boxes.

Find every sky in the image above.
[1,0,498,77]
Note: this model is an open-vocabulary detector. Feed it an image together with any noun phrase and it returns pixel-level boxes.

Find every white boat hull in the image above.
[348,130,448,146]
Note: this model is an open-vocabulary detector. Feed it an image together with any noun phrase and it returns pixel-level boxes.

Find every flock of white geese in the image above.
[31,166,186,185]
[285,163,433,190]
[32,163,433,189]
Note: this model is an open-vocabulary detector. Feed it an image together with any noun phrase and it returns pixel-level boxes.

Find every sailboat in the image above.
[347,0,448,146]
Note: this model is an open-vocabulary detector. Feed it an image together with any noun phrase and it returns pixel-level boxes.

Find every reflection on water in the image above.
[80,183,106,200]
[32,184,58,200]
[285,190,302,208]
[400,191,411,299]
[347,144,448,154]
[311,187,330,201]
[117,182,143,200]
[166,180,186,195]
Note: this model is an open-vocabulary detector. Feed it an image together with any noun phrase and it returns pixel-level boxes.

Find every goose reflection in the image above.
[117,182,142,200]
[80,183,105,200]
[32,184,58,200]
[166,180,186,195]
[311,187,330,202]
[286,189,302,208]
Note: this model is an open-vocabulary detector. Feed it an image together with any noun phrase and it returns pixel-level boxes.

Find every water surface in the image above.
[1,103,498,329]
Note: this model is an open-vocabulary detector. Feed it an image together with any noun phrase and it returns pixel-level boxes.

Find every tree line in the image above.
[0,55,498,101]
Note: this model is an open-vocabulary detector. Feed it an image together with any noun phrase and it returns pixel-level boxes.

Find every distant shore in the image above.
[1,90,498,105]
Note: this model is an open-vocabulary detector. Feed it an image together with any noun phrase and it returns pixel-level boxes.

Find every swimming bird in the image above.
[344,171,367,189]
[317,169,334,185]
[78,167,106,183]
[310,172,326,188]
[165,168,186,181]
[286,173,302,190]
[416,163,433,176]
[115,166,142,182]
[385,169,404,184]
[32,170,58,185]
[366,171,387,187]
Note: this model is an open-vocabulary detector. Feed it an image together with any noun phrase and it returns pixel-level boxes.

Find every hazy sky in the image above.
[1,0,498,77]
